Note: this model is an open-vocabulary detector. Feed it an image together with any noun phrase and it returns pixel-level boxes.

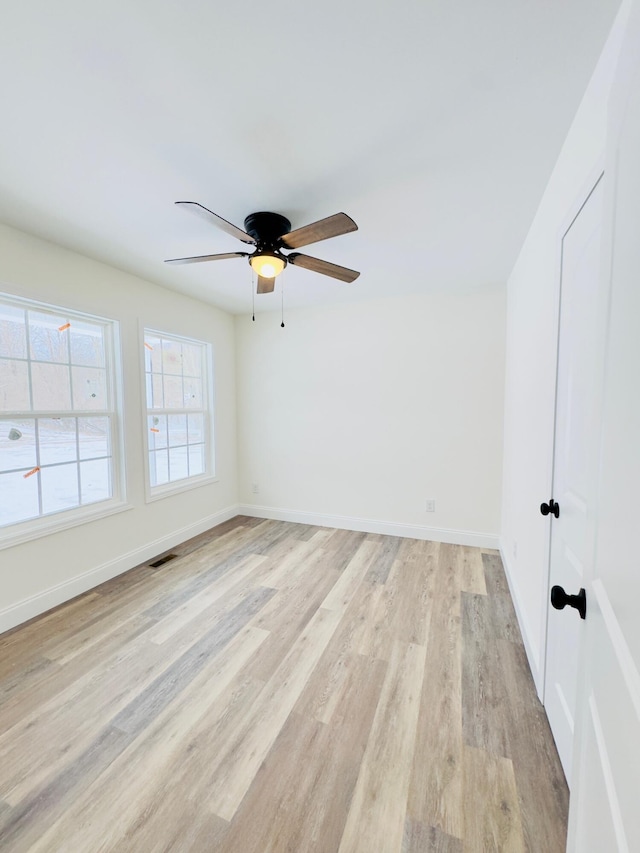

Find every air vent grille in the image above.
[149,553,178,568]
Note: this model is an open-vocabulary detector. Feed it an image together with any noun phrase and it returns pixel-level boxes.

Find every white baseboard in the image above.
[238,503,500,549]
[499,537,544,699]
[0,505,240,635]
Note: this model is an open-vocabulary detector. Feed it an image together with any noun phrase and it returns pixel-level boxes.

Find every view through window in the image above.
[144,329,211,490]
[0,295,120,531]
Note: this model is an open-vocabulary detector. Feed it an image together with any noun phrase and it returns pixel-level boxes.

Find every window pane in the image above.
[168,414,187,447]
[182,343,201,377]
[70,321,105,367]
[188,444,205,477]
[145,336,162,373]
[39,418,77,466]
[0,469,39,525]
[183,376,203,408]
[163,374,183,408]
[0,420,37,473]
[187,413,204,443]
[31,362,71,410]
[149,449,169,486]
[169,446,189,482]
[162,339,183,375]
[78,417,110,460]
[0,359,30,410]
[80,458,111,505]
[0,305,27,358]
[144,329,209,493]
[71,366,107,411]
[149,373,163,409]
[41,462,79,514]
[28,311,70,363]
[148,414,167,450]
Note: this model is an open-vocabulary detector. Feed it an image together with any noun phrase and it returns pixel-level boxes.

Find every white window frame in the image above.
[0,291,128,550]
[141,325,216,502]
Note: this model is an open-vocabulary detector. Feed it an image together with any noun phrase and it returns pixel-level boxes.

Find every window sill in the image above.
[0,500,133,551]
[145,474,219,503]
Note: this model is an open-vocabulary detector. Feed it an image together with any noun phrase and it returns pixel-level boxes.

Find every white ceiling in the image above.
[0,0,620,314]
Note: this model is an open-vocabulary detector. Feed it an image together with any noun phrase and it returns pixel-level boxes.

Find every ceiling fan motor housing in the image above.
[244,212,291,274]
[244,212,291,248]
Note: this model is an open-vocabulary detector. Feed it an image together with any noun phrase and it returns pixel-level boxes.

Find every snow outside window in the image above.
[0,294,124,542]
[143,329,213,495]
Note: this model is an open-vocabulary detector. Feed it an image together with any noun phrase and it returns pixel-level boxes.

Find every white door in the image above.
[544,175,604,783]
[567,1,640,848]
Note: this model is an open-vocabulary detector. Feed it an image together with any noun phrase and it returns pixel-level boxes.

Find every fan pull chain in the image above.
[280,269,285,328]
[251,270,255,321]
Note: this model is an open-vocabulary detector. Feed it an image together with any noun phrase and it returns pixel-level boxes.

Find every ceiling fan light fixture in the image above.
[250,252,286,279]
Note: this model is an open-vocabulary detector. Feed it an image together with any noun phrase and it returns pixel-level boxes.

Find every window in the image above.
[0,293,124,542]
[143,329,213,495]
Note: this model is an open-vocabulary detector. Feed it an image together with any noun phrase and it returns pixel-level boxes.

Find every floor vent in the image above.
[149,553,178,568]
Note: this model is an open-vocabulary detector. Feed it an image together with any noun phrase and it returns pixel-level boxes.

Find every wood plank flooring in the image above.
[0,518,568,852]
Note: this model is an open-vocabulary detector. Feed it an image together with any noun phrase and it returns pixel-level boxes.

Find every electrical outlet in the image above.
[251,483,259,494]
[425,499,436,512]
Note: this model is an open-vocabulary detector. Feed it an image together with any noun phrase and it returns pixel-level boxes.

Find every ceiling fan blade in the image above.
[175,202,256,245]
[164,252,249,265]
[256,275,276,294]
[287,252,360,283]
[280,213,357,249]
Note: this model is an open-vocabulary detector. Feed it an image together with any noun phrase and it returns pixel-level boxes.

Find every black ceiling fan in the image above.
[165,202,360,293]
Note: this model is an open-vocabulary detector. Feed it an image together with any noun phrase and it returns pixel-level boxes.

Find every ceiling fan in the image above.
[165,202,360,293]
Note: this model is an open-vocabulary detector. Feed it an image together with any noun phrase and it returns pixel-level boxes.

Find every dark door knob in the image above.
[540,499,560,518]
[551,585,587,620]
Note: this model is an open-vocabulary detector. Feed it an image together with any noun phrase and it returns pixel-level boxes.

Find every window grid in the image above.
[144,330,210,490]
[0,295,119,531]
[34,419,42,517]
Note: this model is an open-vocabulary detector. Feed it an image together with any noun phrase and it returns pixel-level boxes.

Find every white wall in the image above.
[236,286,505,547]
[500,14,628,694]
[0,223,238,632]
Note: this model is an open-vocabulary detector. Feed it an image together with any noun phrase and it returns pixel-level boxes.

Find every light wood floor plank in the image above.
[239,551,342,683]
[206,605,344,820]
[147,552,268,645]
[111,586,275,737]
[459,545,488,595]
[28,626,269,853]
[362,533,403,584]
[462,745,526,853]
[355,564,402,660]
[0,592,104,677]
[321,528,368,570]
[0,725,132,853]
[495,638,569,852]
[0,635,189,805]
[388,539,438,647]
[338,640,427,853]
[294,566,384,724]
[408,544,464,839]
[481,553,522,643]
[402,818,463,853]
[321,538,380,613]
[220,654,387,853]
[248,536,326,590]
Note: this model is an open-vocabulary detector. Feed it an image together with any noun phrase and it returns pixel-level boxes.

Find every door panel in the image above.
[573,582,640,851]
[544,176,604,782]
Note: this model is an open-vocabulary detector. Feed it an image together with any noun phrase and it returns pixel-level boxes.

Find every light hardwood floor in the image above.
[0,518,568,852]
